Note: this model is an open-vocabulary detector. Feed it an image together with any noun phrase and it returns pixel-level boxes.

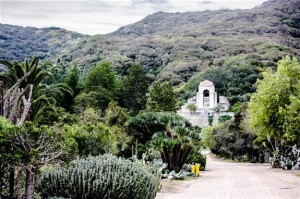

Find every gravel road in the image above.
[156,154,300,199]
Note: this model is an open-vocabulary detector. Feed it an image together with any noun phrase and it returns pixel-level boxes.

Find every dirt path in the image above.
[156,154,300,199]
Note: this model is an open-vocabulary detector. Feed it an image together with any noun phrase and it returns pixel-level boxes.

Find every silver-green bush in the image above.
[36,154,158,199]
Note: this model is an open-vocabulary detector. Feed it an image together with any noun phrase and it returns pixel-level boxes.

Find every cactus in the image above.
[271,145,300,170]
[36,154,159,199]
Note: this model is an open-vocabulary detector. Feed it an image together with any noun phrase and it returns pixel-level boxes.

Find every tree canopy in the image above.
[123,64,148,115]
[75,61,123,112]
[147,82,177,112]
[249,56,300,144]
[187,103,197,115]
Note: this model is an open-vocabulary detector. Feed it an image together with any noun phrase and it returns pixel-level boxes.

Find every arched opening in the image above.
[204,90,209,97]
[203,90,210,107]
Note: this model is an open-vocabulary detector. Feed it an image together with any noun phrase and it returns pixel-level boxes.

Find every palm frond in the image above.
[14,62,26,81]
[31,95,55,120]
[0,60,14,70]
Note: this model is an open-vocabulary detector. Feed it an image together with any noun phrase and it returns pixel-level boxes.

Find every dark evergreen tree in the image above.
[147,82,177,112]
[61,67,82,112]
[123,64,148,115]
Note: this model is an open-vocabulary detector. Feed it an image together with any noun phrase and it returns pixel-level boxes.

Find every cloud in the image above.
[0,0,267,35]
[133,0,168,4]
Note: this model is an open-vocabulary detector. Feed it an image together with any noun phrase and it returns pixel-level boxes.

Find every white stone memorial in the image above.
[177,80,234,127]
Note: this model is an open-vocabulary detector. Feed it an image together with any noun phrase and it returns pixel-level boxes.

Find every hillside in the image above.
[0,24,87,61]
[0,0,299,92]
[59,0,299,85]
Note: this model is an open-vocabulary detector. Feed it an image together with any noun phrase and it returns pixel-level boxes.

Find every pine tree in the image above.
[123,64,148,115]
[147,82,177,112]
[61,67,82,112]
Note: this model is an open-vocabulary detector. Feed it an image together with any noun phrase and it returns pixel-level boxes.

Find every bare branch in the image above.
[17,84,33,126]
[4,70,32,100]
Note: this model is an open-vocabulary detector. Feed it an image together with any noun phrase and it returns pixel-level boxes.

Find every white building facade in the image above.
[197,80,218,110]
[178,80,233,127]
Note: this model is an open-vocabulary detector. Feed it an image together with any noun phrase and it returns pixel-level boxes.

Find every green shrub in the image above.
[185,148,207,171]
[208,115,213,126]
[201,126,215,150]
[218,115,232,124]
[36,154,158,199]
[212,121,258,161]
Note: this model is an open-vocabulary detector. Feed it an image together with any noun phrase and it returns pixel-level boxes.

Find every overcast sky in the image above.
[0,0,267,35]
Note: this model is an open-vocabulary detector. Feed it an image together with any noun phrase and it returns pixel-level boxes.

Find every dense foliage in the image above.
[123,64,149,115]
[126,112,192,144]
[202,105,259,161]
[210,121,258,161]
[0,24,86,61]
[58,0,299,88]
[127,112,202,172]
[60,67,82,112]
[1,1,299,101]
[249,56,300,149]
[185,148,207,171]
[0,0,300,197]
[147,82,177,112]
[0,58,72,123]
[0,119,70,199]
[77,61,123,111]
[181,55,264,103]
[0,57,135,199]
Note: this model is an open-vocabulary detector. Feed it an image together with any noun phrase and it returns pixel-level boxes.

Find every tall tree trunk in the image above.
[17,169,23,199]
[160,151,166,163]
[9,169,15,199]
[0,170,3,199]
[178,146,193,172]
[173,143,182,171]
[162,146,171,170]
[25,165,36,199]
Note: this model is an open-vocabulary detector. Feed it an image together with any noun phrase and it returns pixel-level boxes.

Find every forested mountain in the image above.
[59,0,299,83]
[1,0,299,93]
[0,24,87,61]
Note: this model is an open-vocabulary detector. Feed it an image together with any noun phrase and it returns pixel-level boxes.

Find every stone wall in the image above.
[177,111,234,127]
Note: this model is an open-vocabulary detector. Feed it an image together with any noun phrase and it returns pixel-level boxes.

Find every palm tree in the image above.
[0,57,72,198]
[0,57,73,122]
[127,112,196,172]
[152,120,194,173]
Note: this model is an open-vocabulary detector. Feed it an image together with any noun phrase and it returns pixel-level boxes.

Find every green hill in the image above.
[59,0,299,84]
[1,0,299,91]
[0,24,87,61]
